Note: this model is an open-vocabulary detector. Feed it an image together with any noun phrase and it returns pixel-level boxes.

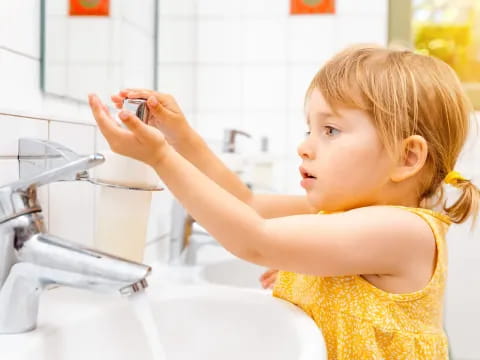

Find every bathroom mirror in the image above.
[40,0,158,103]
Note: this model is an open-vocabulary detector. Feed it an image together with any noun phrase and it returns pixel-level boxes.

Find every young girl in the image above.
[88,45,479,359]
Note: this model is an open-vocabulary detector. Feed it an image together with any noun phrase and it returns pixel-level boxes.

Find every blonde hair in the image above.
[307,45,479,224]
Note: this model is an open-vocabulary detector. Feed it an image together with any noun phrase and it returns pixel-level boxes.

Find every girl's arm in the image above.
[172,131,316,218]
[90,95,433,277]
[112,89,316,218]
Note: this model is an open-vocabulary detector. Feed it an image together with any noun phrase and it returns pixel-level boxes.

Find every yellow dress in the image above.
[272,206,451,360]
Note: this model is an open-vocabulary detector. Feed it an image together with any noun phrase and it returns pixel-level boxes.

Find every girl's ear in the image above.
[390,135,428,182]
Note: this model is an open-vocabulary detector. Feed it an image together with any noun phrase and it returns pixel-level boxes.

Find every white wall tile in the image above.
[242,65,287,111]
[158,18,195,63]
[287,17,335,63]
[333,14,388,52]
[44,65,68,96]
[108,65,124,96]
[243,0,289,17]
[195,111,243,146]
[121,23,155,88]
[40,99,93,125]
[243,19,287,63]
[336,0,388,16]
[0,0,40,58]
[0,49,43,113]
[67,64,110,102]
[159,0,196,16]
[287,64,321,111]
[197,65,242,111]
[197,0,244,16]
[157,64,195,112]
[45,0,68,16]
[197,19,243,63]
[68,19,111,64]
[120,0,155,35]
[49,121,95,155]
[455,114,480,180]
[110,19,123,62]
[0,159,18,186]
[242,111,288,155]
[44,16,68,64]
[0,115,48,156]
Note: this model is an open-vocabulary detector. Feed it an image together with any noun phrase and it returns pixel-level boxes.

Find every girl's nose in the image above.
[297,139,314,159]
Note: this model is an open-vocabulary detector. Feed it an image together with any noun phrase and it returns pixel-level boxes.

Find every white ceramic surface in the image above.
[199,257,268,289]
[0,281,327,360]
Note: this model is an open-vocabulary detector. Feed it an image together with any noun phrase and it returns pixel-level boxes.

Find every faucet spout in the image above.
[0,213,151,334]
[17,231,151,292]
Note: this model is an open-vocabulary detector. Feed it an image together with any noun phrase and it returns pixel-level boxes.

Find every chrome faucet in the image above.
[222,129,251,153]
[169,198,220,266]
[0,138,151,334]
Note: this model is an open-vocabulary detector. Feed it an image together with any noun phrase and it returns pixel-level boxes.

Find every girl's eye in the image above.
[305,131,311,137]
[325,126,340,136]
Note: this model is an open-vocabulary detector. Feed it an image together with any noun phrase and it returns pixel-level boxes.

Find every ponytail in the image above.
[443,173,480,225]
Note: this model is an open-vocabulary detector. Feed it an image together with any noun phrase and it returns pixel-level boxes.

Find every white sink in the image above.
[1,278,326,360]
[190,243,269,289]
[198,257,268,289]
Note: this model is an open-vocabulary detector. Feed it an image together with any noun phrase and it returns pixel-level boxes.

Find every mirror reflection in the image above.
[41,0,157,102]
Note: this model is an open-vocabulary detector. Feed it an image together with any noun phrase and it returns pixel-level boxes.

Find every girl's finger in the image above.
[102,103,113,117]
[265,272,278,284]
[261,278,274,289]
[111,94,125,103]
[260,269,277,281]
[262,278,276,289]
[125,90,154,99]
[88,94,126,140]
[120,88,134,95]
[261,271,278,288]
[118,110,154,141]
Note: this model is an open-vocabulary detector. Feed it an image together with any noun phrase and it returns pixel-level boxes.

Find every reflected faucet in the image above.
[222,129,251,153]
[169,198,220,266]
[0,138,151,334]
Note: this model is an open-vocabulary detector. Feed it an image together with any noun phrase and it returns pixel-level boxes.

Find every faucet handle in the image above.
[222,129,252,153]
[13,154,104,192]
[0,139,105,224]
[15,138,105,191]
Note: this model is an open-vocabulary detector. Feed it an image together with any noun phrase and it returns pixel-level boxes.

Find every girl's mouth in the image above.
[299,166,316,179]
[299,166,316,189]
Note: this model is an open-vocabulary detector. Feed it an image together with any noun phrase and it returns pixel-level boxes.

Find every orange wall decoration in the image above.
[290,0,335,15]
[69,0,110,16]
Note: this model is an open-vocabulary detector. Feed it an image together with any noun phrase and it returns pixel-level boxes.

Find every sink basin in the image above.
[198,257,268,289]
[2,281,326,360]
[190,242,269,289]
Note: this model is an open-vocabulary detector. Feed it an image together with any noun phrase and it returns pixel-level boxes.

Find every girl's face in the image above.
[298,88,395,211]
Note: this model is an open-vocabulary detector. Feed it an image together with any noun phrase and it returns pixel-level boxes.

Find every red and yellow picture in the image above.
[290,0,335,15]
[69,0,110,16]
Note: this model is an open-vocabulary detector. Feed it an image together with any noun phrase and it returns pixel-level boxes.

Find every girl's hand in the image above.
[111,88,191,146]
[259,269,279,289]
[88,93,168,168]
